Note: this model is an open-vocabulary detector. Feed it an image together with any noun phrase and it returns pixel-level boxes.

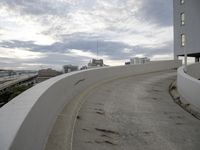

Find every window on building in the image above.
[181,13,185,25]
[180,0,185,4]
[181,34,186,47]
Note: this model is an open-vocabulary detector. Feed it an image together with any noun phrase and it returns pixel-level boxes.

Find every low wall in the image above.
[177,63,200,110]
[0,60,181,150]
[186,63,200,79]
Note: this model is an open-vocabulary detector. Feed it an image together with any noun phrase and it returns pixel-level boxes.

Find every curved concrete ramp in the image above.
[72,70,200,150]
[0,61,182,150]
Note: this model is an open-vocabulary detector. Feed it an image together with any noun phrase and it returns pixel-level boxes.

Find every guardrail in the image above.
[0,60,181,150]
[177,63,200,110]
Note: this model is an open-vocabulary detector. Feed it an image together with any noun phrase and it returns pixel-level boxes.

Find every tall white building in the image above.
[174,0,200,62]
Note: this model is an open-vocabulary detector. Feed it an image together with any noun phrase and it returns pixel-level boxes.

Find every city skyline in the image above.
[0,0,173,70]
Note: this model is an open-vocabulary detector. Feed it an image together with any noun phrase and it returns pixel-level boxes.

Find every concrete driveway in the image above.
[72,70,200,150]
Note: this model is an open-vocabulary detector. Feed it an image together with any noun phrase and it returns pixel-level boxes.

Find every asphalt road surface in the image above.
[72,70,200,150]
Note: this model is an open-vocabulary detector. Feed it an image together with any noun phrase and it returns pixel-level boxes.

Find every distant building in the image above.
[15,70,37,76]
[37,68,62,83]
[80,66,88,70]
[0,70,16,77]
[88,59,104,68]
[174,0,200,62]
[130,57,150,65]
[63,65,78,73]
[125,62,131,65]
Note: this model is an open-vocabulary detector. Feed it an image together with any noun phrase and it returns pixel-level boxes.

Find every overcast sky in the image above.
[0,0,173,70]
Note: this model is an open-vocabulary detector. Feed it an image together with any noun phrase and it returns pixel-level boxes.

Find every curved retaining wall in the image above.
[186,63,200,79]
[177,63,200,110]
[0,60,181,150]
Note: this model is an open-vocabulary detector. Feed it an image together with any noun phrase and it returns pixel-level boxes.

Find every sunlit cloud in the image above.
[0,47,46,60]
[151,53,173,61]
[0,6,56,45]
[65,49,108,59]
[135,54,145,58]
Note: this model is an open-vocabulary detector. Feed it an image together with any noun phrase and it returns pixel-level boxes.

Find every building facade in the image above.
[37,68,62,82]
[0,70,16,77]
[63,65,78,73]
[130,57,150,65]
[174,0,200,62]
[88,59,104,68]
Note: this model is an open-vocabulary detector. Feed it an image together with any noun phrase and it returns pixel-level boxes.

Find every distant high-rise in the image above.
[174,0,200,62]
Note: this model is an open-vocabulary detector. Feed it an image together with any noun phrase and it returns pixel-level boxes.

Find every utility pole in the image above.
[96,40,99,59]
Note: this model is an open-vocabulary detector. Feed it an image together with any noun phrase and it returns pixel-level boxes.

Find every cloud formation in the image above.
[0,0,173,70]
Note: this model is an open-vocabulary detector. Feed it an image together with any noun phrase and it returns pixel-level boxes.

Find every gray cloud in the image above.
[0,39,131,58]
[137,0,173,26]
[1,0,69,16]
[0,39,172,60]
[0,0,173,70]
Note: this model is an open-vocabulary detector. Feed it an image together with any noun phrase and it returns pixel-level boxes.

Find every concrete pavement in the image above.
[72,70,200,150]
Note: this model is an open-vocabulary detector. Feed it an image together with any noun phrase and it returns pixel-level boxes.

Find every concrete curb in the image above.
[169,80,200,120]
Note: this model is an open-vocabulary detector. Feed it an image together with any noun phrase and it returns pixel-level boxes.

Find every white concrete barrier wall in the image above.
[0,60,181,150]
[177,63,200,110]
[186,63,200,79]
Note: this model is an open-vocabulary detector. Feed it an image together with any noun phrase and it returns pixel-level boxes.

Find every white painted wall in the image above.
[177,63,200,110]
[186,63,200,79]
[0,60,181,150]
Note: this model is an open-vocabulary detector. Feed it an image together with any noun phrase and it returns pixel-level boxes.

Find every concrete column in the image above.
[174,55,178,60]
[195,57,199,62]
[184,54,187,72]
